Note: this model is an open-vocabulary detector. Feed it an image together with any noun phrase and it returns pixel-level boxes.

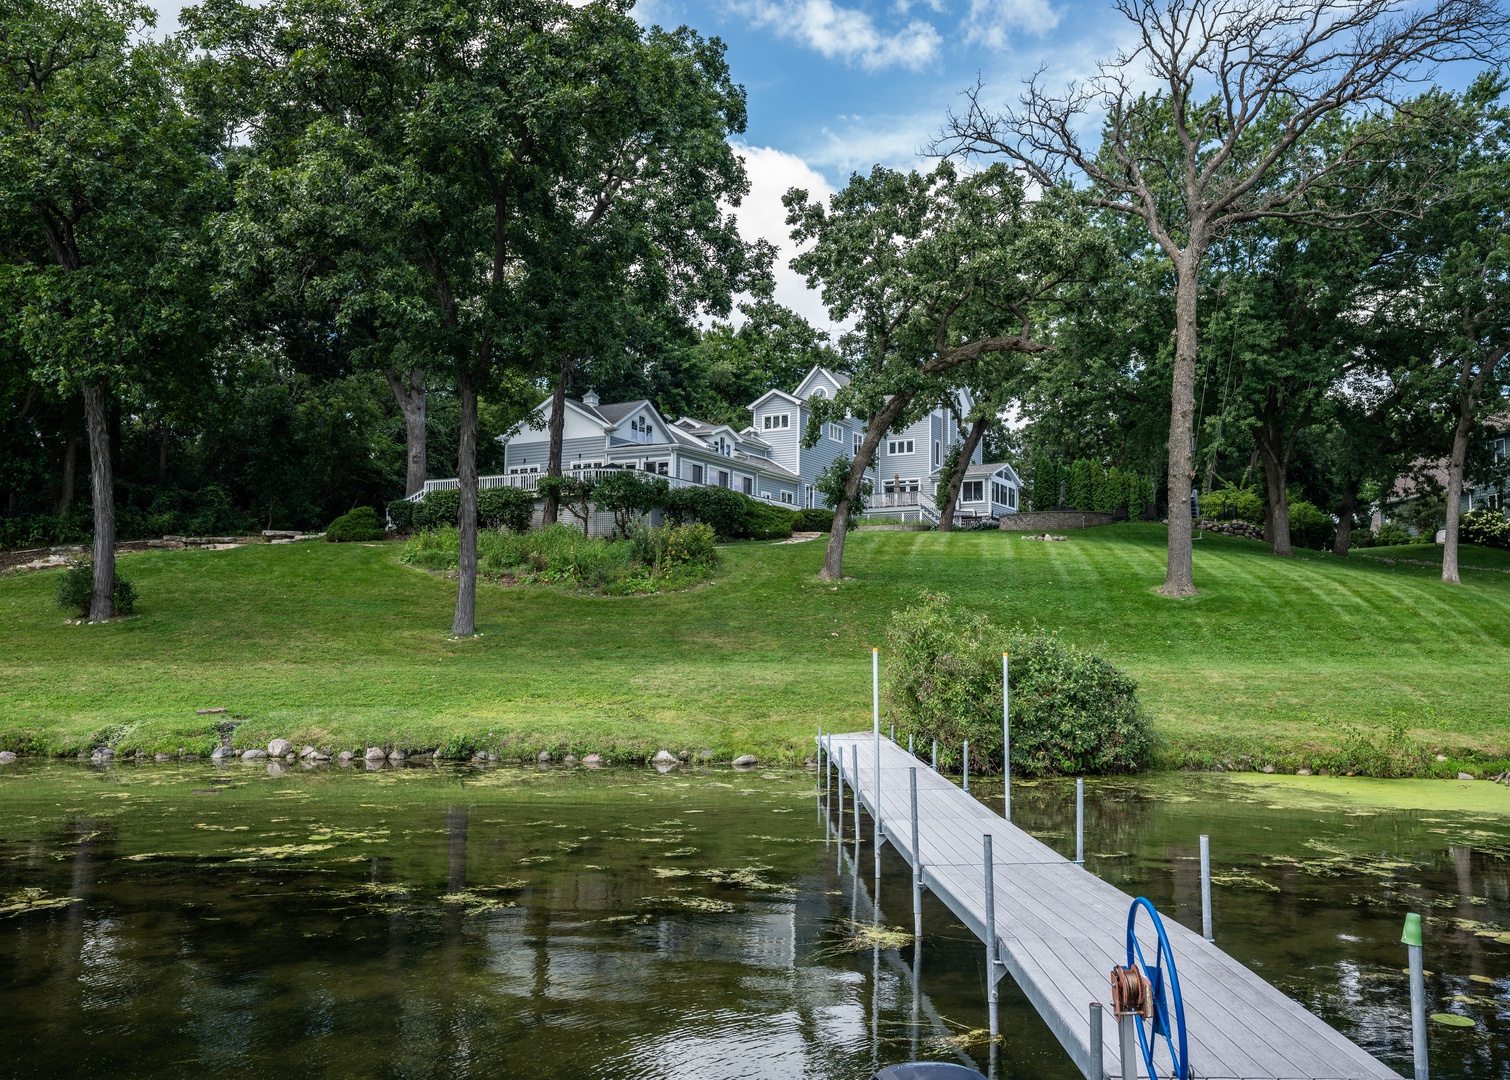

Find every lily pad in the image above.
[1430,1013,1475,1028]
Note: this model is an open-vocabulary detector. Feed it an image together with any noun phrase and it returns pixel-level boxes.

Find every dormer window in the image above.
[628,415,653,444]
[762,413,790,431]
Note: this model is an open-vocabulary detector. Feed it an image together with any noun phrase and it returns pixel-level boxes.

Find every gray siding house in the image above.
[414,366,1022,526]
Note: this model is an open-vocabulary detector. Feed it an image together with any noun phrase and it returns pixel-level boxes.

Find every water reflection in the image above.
[0,764,1506,1078]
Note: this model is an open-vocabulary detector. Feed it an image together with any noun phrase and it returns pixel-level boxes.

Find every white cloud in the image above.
[734,0,941,71]
[729,143,840,333]
[963,0,1060,47]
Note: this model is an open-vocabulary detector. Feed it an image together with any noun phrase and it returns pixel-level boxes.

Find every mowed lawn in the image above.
[1,523,1508,764]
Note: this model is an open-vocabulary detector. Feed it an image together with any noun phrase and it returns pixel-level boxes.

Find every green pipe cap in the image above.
[1402,912,1423,948]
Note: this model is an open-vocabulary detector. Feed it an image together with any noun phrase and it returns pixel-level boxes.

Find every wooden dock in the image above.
[823,730,1402,1080]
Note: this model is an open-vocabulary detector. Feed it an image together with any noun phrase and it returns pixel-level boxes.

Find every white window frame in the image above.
[883,477,921,495]
[780,491,794,505]
[690,463,704,484]
[962,480,984,503]
[763,412,790,431]
[887,438,914,456]
[853,433,863,455]
[933,440,940,468]
[824,422,843,443]
[741,476,753,495]
[717,469,730,488]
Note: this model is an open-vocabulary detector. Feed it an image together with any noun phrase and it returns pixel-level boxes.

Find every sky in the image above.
[147,0,1493,334]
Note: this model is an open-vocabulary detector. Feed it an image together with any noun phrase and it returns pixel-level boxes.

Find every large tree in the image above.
[1,0,219,618]
[524,23,763,526]
[786,163,1101,579]
[937,0,1506,595]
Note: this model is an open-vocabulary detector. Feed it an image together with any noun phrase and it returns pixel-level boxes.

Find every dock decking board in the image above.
[823,731,1402,1080]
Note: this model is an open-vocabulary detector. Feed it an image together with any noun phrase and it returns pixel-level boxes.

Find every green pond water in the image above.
[0,761,1507,1079]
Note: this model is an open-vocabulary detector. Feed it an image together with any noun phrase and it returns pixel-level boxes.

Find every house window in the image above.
[824,423,843,443]
[1009,486,1017,509]
[741,476,752,495]
[628,415,652,443]
[763,413,790,431]
[644,459,669,475]
[933,441,940,468]
[853,433,863,455]
[717,469,729,488]
[962,480,984,502]
[508,466,539,474]
[691,463,704,484]
[811,387,826,399]
[883,478,921,494]
[780,491,794,505]
[887,439,914,456]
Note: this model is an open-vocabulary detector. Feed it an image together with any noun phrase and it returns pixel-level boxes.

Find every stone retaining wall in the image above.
[998,511,1114,531]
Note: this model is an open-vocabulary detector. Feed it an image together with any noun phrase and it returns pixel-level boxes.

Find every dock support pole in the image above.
[1088,1002,1103,1080]
[873,650,883,863]
[1076,779,1085,866]
[1200,834,1213,942]
[931,740,937,770]
[910,768,922,942]
[1118,1012,1137,1080]
[1404,912,1428,1080]
[963,740,970,793]
[909,732,914,755]
[983,833,1002,1041]
[852,744,861,838]
[1002,653,1011,821]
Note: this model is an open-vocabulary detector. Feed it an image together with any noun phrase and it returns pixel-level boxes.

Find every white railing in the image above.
[919,492,940,525]
[407,467,793,508]
[871,491,922,508]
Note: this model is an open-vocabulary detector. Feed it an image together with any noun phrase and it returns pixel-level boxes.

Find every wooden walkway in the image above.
[824,730,1402,1080]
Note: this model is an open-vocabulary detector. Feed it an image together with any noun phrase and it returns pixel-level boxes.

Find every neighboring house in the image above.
[1376,428,1509,533]
[415,366,1023,527]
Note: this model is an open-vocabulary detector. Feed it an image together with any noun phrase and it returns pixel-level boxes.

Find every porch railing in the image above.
[406,467,794,509]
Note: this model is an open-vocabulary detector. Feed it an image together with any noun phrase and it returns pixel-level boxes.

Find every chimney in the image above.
[582,388,600,408]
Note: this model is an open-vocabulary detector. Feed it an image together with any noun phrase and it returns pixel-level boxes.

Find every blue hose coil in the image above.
[1125,897,1191,1080]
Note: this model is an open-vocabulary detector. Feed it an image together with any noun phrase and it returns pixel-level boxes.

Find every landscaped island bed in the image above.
[1,524,1507,773]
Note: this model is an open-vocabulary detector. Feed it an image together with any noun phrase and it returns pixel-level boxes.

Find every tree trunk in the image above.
[1332,475,1359,557]
[1442,397,1475,586]
[451,371,479,635]
[821,392,913,580]
[1162,253,1200,596]
[58,427,77,514]
[82,383,116,620]
[542,368,567,527]
[1443,348,1499,585]
[1255,426,1292,556]
[156,420,170,484]
[937,413,990,533]
[384,366,427,498]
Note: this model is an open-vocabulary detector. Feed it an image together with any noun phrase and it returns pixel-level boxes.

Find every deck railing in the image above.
[407,467,795,509]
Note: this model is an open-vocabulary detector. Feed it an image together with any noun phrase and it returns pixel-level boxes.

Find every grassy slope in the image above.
[1,524,1508,767]
[1353,542,1510,570]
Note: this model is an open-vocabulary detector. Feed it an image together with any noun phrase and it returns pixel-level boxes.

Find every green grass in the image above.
[2,524,1509,771]
[1353,542,1510,571]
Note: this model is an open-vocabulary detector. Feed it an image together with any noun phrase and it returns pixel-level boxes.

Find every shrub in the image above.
[1287,500,1334,550]
[593,471,669,536]
[403,522,715,593]
[664,485,750,539]
[746,501,796,540]
[56,561,138,618]
[1202,485,1263,525]
[1376,521,1412,547]
[1461,508,1510,549]
[325,506,386,542]
[793,507,835,532]
[387,499,416,532]
[535,475,595,526]
[477,487,535,533]
[883,592,1152,777]
[413,489,460,531]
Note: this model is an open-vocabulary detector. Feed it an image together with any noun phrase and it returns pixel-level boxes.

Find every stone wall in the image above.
[998,511,1113,531]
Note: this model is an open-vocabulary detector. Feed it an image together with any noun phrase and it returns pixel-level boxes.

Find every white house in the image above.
[415,366,1022,525]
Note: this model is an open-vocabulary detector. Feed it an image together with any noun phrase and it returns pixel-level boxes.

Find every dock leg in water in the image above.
[983,833,1003,1044]
[963,740,970,793]
[1405,912,1428,1080]
[852,744,861,838]
[1200,834,1213,942]
[1076,778,1085,866]
[910,768,922,942]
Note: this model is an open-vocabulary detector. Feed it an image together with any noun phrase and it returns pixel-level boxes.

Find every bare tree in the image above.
[937,0,1506,595]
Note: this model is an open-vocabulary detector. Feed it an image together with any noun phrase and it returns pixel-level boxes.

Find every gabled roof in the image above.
[748,388,803,412]
[739,428,772,450]
[565,397,609,425]
[965,461,1019,481]
[793,364,850,399]
[597,400,651,425]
